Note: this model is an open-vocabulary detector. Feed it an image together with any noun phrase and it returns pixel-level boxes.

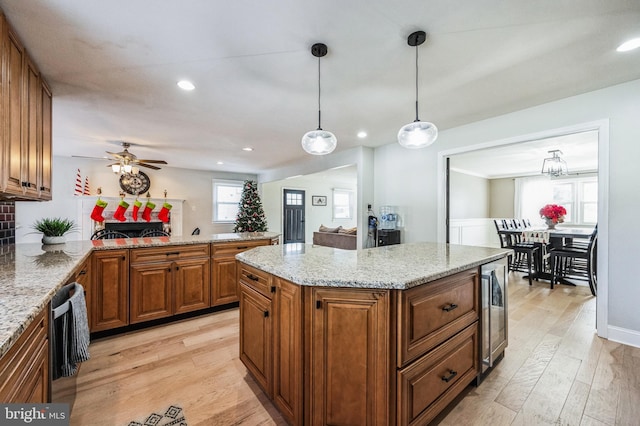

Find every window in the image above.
[213,180,243,222]
[333,188,354,220]
[516,175,597,226]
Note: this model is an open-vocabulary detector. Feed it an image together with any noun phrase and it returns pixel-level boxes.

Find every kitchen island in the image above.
[0,232,278,403]
[236,242,511,425]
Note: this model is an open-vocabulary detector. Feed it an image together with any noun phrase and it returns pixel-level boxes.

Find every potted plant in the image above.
[32,217,76,245]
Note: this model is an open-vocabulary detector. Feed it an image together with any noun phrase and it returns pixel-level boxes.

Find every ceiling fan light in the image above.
[123,164,133,173]
[397,121,438,149]
[131,166,140,175]
[301,130,337,155]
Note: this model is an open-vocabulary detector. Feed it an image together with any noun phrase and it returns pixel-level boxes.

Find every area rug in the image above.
[127,405,187,426]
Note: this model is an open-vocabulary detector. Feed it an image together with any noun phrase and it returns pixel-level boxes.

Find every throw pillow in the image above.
[338,227,357,235]
[319,224,341,233]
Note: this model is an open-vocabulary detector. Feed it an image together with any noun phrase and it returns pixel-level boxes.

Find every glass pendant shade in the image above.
[301,129,337,155]
[541,150,568,177]
[398,30,438,149]
[397,121,438,149]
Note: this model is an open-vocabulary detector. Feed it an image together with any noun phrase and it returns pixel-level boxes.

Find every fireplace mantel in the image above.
[76,196,184,240]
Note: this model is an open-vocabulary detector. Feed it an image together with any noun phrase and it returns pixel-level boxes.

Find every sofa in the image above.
[312,225,357,250]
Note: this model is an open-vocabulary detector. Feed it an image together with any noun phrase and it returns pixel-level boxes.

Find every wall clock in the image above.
[119,171,151,195]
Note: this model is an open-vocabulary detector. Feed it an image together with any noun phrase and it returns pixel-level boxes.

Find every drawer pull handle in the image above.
[237,246,249,250]
[247,274,259,281]
[166,252,179,256]
[78,270,87,275]
[441,369,458,383]
[442,303,458,312]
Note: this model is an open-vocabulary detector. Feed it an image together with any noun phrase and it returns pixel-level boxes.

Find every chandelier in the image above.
[541,150,568,177]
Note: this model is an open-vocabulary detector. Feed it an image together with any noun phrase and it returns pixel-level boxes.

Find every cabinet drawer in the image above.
[212,240,269,256]
[238,262,272,298]
[130,244,210,263]
[398,269,478,367]
[397,324,478,426]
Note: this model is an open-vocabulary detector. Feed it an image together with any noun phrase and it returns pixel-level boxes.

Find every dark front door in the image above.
[283,189,305,243]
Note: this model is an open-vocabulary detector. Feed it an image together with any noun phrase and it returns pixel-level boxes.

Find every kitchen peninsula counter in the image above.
[0,232,279,359]
[236,242,511,425]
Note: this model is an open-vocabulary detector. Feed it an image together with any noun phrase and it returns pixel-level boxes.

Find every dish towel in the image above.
[52,282,91,378]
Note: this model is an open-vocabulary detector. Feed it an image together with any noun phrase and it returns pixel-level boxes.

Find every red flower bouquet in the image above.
[539,204,566,224]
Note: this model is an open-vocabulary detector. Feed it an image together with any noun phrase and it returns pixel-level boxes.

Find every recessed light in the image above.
[357,131,367,138]
[242,147,253,152]
[216,161,224,165]
[617,38,640,52]
[177,80,195,91]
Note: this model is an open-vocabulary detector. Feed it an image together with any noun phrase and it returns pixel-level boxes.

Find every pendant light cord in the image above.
[317,56,322,130]
[414,43,420,122]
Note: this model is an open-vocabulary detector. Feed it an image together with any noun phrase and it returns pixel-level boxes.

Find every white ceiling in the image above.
[450,130,599,179]
[1,0,639,174]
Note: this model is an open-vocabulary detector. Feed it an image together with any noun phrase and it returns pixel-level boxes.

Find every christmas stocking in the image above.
[132,199,142,221]
[90,199,108,222]
[142,201,155,222]
[112,200,130,222]
[158,202,172,223]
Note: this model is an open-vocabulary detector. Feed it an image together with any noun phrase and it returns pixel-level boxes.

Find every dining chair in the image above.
[549,227,598,296]
[494,220,539,286]
[91,230,130,240]
[139,229,170,237]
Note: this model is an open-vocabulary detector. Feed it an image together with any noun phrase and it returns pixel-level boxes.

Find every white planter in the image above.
[42,235,66,245]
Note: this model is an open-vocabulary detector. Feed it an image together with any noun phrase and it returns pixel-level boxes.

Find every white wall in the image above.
[373,78,640,343]
[449,171,490,219]
[15,156,257,243]
[261,172,357,244]
[489,178,515,217]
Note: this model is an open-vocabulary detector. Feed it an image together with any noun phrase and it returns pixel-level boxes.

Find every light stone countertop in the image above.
[236,242,511,290]
[0,232,279,359]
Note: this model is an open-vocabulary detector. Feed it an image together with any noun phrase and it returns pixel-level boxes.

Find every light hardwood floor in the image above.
[53,274,640,425]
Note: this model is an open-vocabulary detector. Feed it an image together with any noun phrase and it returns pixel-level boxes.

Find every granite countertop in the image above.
[236,242,511,290]
[0,232,279,359]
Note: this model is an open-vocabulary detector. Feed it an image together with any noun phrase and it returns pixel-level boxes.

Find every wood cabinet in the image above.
[0,12,52,200]
[91,249,129,332]
[211,240,270,306]
[239,267,303,425]
[307,287,390,426]
[238,262,483,426]
[0,307,49,403]
[130,244,210,323]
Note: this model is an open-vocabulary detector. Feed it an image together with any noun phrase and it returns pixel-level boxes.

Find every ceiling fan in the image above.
[105,142,167,171]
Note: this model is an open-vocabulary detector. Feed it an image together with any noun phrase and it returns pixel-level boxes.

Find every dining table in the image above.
[498,226,595,284]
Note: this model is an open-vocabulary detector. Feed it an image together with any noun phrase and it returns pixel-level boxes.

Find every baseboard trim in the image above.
[607,325,640,349]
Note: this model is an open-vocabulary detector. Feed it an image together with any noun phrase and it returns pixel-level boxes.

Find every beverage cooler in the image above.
[479,257,508,381]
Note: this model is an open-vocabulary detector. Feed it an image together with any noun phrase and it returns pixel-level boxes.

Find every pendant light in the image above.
[541,150,568,177]
[301,43,337,155]
[397,31,438,149]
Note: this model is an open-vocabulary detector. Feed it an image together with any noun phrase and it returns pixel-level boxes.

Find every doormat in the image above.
[127,405,186,426]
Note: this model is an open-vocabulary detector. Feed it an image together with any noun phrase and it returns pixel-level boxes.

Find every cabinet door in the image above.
[22,56,39,198]
[211,256,239,306]
[92,250,129,331]
[174,257,210,314]
[130,261,173,323]
[272,278,302,425]
[38,80,52,199]
[308,288,390,426]
[3,26,25,194]
[239,283,272,397]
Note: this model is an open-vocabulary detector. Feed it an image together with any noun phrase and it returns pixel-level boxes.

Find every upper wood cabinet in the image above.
[0,11,52,200]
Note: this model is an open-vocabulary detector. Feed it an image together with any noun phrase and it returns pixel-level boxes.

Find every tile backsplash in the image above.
[0,201,16,246]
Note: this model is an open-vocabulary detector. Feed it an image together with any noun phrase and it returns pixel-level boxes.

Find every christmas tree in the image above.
[233,180,268,232]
